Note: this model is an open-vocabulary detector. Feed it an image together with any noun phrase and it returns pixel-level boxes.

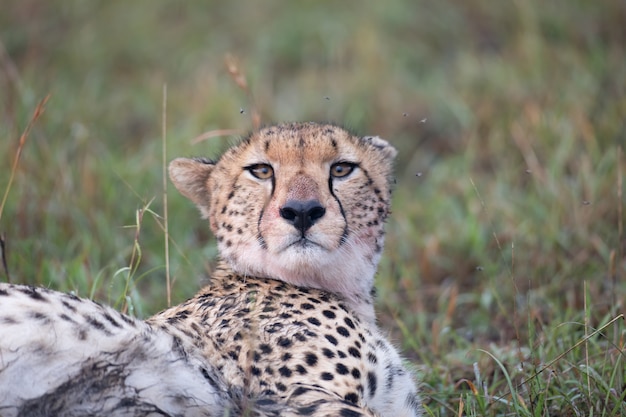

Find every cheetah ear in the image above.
[362,135,398,162]
[169,158,215,209]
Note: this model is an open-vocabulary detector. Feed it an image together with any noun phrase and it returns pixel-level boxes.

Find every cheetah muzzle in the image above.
[0,122,423,417]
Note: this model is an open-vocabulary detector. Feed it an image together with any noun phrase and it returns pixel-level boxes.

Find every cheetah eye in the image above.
[330,162,357,178]
[246,164,274,180]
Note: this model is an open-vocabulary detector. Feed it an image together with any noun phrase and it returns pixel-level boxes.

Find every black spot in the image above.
[276,382,287,392]
[348,347,361,358]
[278,366,292,378]
[61,300,77,312]
[119,314,136,326]
[29,311,49,323]
[265,323,283,333]
[321,372,334,381]
[305,352,318,366]
[201,367,219,390]
[0,288,8,296]
[386,371,394,389]
[336,363,349,375]
[251,366,262,376]
[336,326,350,337]
[367,371,377,397]
[322,309,336,319]
[259,343,273,354]
[375,339,387,349]
[256,398,277,406]
[319,293,331,302]
[322,348,335,359]
[344,317,356,329]
[101,313,122,328]
[59,313,75,323]
[406,393,422,410]
[367,352,378,364]
[227,191,235,200]
[303,329,318,338]
[77,328,87,341]
[301,303,315,310]
[307,317,321,326]
[277,337,292,348]
[86,316,107,333]
[325,334,338,345]
[292,386,310,397]
[261,305,276,313]
[19,287,47,302]
[344,392,359,404]
[297,404,320,415]
[339,408,362,417]
[282,352,293,361]
[295,364,307,375]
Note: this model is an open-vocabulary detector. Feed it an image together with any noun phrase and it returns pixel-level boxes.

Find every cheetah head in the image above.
[169,122,397,322]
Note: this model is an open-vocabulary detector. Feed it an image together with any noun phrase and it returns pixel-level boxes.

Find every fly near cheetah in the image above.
[0,122,423,417]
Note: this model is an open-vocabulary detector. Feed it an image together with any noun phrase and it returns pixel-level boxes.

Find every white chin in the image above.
[229,244,331,283]
[270,245,329,275]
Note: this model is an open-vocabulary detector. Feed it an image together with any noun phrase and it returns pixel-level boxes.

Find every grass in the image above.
[1,1,625,415]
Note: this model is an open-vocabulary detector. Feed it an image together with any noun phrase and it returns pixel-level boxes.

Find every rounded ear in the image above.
[362,135,398,162]
[169,158,215,209]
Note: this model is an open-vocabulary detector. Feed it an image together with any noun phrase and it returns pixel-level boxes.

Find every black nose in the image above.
[280,200,326,232]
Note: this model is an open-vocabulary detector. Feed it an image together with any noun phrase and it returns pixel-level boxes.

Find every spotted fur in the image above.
[0,122,422,416]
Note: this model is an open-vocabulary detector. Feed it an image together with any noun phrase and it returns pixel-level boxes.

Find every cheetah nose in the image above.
[279,200,326,232]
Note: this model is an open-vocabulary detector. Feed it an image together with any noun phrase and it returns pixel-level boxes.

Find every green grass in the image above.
[1,1,624,415]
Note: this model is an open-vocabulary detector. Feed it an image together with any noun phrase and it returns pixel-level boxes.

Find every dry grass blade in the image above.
[617,146,623,298]
[191,128,246,144]
[0,95,50,282]
[224,54,261,129]
[0,94,50,224]
[162,84,171,307]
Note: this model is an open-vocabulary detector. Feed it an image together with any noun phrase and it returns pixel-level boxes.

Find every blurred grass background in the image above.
[1,1,625,415]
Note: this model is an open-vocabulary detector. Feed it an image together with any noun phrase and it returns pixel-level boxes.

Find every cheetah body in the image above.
[0,122,422,416]
[148,262,421,416]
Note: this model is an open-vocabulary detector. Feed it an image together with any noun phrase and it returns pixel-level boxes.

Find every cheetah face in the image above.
[169,123,396,320]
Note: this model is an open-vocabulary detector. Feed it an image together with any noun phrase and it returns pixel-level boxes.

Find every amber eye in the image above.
[247,164,274,180]
[330,162,356,178]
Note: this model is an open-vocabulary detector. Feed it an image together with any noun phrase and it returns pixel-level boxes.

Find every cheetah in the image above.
[0,122,422,416]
